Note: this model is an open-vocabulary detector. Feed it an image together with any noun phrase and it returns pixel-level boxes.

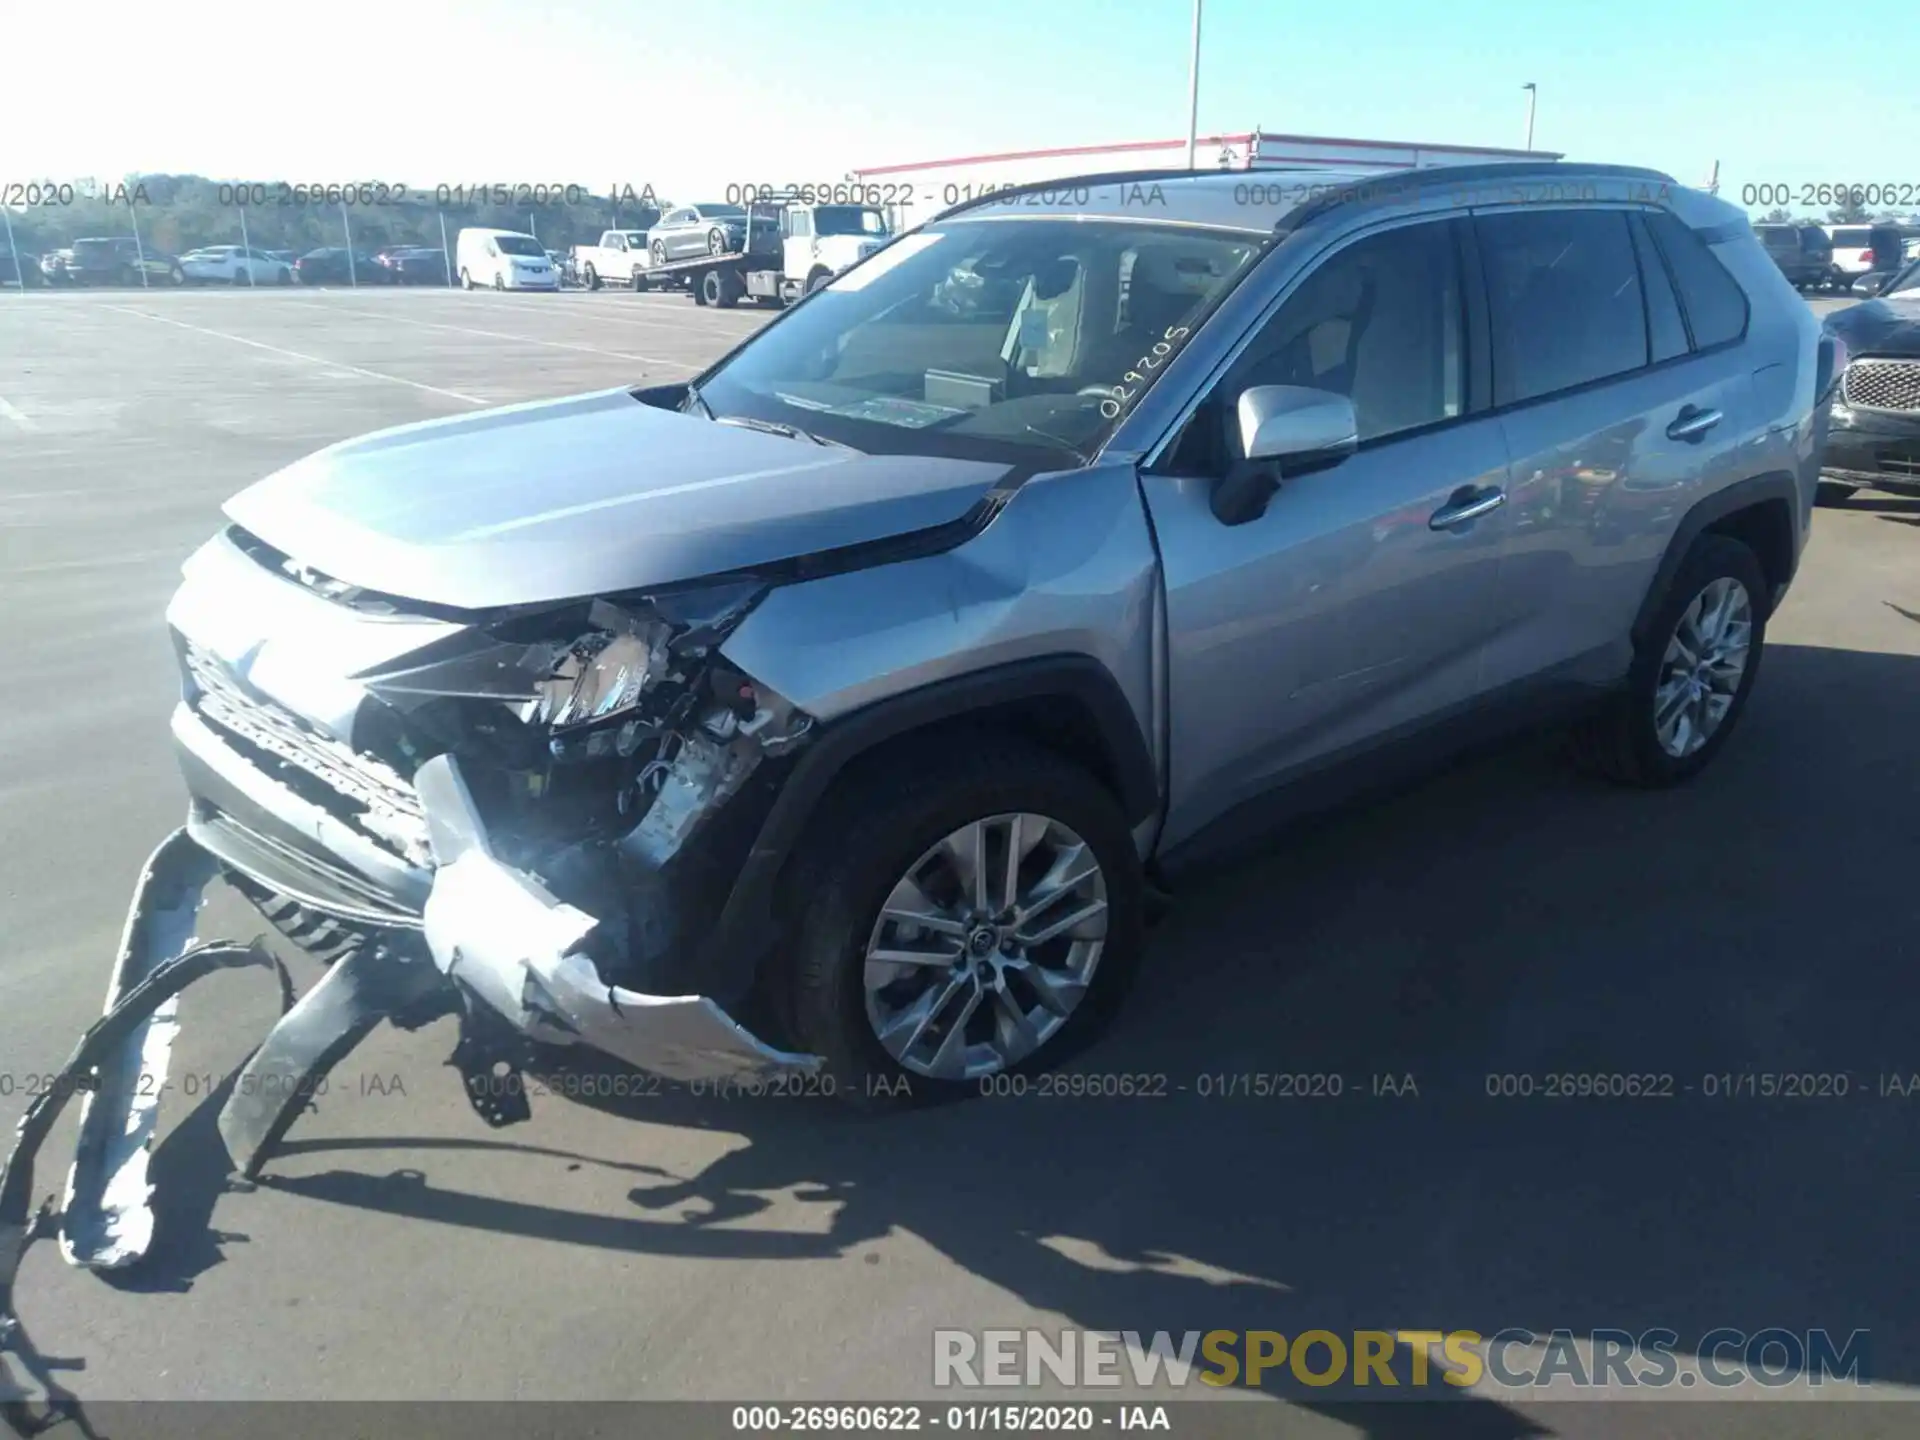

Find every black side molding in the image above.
[1630,471,1802,647]
[697,655,1158,999]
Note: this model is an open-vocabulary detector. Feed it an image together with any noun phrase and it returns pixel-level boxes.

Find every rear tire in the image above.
[651,240,668,268]
[460,267,474,290]
[780,737,1144,1109]
[1567,534,1768,787]
[692,271,712,306]
[806,267,833,295]
[630,267,650,292]
[708,227,729,256]
[583,263,600,290]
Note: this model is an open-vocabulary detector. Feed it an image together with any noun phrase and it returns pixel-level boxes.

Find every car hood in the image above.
[1825,293,1920,356]
[223,387,1011,610]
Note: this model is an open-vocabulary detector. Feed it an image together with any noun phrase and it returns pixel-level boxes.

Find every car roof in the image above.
[929,161,1713,236]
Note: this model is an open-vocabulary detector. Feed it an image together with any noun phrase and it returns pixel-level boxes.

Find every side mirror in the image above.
[1211,385,1358,525]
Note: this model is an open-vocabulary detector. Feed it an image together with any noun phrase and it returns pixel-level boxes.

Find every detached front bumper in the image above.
[1,756,816,1356]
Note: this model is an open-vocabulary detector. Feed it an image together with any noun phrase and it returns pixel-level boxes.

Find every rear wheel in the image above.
[630,266,650,292]
[583,263,600,290]
[708,227,729,256]
[1567,534,1768,787]
[650,240,668,268]
[780,738,1144,1108]
[460,267,474,290]
[493,270,505,291]
[806,267,833,295]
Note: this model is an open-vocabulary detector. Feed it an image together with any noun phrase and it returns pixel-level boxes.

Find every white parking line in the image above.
[282,300,699,369]
[0,396,36,431]
[99,305,488,406]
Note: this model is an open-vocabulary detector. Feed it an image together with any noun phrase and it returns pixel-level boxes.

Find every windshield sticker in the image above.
[827,232,946,291]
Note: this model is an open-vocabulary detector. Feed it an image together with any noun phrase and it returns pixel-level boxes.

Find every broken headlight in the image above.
[355,578,771,748]
[525,604,670,732]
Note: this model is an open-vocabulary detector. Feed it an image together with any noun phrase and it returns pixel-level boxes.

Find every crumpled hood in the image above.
[1825,293,1920,356]
[224,388,1011,609]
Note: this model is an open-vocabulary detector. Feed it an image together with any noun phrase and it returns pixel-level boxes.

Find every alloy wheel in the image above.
[1653,576,1752,757]
[862,812,1109,1080]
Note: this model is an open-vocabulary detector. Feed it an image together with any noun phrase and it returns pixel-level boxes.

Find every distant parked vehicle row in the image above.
[373,245,450,285]
[1755,220,1919,294]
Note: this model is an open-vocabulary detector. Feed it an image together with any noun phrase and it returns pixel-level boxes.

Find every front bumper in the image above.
[1823,401,1920,487]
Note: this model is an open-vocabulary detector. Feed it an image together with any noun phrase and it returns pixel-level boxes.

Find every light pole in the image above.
[1185,0,1203,170]
[1522,82,1537,151]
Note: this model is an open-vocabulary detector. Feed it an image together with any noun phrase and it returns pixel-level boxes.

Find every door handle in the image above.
[1429,487,1506,530]
[1667,406,1723,443]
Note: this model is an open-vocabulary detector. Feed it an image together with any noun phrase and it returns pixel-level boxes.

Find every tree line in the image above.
[2,174,673,256]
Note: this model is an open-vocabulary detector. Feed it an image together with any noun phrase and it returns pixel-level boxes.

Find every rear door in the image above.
[1475,205,1758,693]
[1146,216,1517,850]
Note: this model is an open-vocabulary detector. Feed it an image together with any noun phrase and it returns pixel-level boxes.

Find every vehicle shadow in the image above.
[144,642,1920,1434]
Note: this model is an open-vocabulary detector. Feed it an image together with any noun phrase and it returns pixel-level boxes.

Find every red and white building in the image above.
[854,128,1562,223]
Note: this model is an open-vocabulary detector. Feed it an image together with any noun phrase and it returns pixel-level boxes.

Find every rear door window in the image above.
[1475,209,1648,405]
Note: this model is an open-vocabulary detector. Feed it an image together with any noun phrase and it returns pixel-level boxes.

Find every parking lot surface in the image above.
[2,287,1918,1435]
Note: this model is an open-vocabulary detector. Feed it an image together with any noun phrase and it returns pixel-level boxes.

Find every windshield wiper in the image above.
[683,382,714,418]
[715,414,854,450]
[1022,422,1093,467]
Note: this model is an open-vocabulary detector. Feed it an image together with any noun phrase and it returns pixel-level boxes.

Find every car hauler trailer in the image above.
[646,200,893,308]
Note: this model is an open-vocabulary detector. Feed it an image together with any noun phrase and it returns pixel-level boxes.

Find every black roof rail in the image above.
[927,160,1685,230]
[929,168,1240,223]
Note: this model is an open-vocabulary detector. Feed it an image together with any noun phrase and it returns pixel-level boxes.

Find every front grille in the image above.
[180,640,431,864]
[1842,359,1920,413]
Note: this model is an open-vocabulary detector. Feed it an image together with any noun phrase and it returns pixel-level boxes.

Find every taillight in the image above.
[1860,249,1874,266]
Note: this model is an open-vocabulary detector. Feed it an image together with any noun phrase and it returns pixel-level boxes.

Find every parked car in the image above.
[454,227,556,290]
[106,161,1822,1158]
[371,246,446,285]
[1823,224,1907,290]
[646,203,750,264]
[39,248,73,284]
[181,245,295,285]
[1753,223,1834,290]
[0,250,42,288]
[1819,256,1920,498]
[64,236,185,286]
[265,250,296,265]
[293,247,378,285]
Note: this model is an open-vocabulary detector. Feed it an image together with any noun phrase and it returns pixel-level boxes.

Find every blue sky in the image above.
[8,0,1917,215]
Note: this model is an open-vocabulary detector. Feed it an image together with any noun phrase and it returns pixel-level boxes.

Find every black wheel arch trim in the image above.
[1630,471,1802,648]
[695,655,1158,999]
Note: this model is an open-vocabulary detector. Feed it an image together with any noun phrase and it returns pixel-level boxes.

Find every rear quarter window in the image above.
[1644,211,1749,351]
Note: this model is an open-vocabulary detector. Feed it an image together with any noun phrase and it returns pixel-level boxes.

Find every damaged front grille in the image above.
[179,640,433,866]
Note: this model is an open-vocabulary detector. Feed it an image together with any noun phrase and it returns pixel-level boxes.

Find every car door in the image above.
[1471,205,1760,694]
[1144,215,1516,852]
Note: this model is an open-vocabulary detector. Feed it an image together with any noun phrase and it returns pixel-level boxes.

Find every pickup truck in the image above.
[572,221,663,291]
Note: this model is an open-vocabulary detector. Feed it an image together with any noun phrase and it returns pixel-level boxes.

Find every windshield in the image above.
[696,218,1263,466]
[814,206,890,237]
[698,204,747,219]
[619,231,648,246]
[495,235,544,257]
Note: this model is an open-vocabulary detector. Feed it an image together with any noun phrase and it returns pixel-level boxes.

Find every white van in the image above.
[455,228,558,291]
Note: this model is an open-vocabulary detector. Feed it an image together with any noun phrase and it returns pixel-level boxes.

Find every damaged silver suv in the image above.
[10,165,1832,1291]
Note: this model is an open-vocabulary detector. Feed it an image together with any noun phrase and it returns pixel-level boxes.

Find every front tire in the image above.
[1568,534,1768,787]
[781,738,1144,1107]
[708,227,729,256]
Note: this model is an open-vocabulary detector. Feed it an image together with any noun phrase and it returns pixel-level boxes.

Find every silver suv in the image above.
[56,167,1828,1233]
